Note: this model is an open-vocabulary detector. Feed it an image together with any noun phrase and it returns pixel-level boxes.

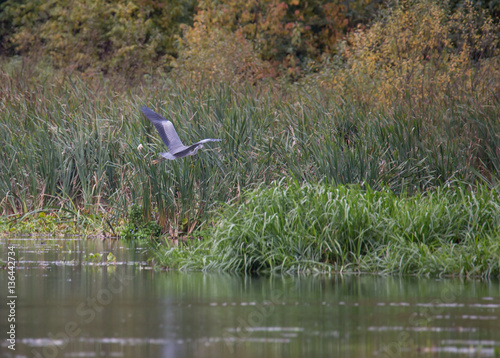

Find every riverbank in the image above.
[1,58,499,276]
[3,181,499,277]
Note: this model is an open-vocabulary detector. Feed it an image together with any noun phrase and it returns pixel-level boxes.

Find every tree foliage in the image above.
[307,0,500,107]
[0,0,195,75]
[179,0,383,78]
[173,22,274,84]
[0,0,499,85]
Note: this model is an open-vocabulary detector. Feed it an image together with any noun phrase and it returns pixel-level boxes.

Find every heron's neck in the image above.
[190,145,203,156]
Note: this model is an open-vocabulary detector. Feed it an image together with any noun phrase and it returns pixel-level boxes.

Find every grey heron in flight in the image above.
[140,106,222,160]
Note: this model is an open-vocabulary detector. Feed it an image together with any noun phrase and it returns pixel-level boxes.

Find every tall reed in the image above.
[1,61,499,238]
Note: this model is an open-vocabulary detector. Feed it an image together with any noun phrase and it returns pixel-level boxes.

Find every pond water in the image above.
[1,237,499,358]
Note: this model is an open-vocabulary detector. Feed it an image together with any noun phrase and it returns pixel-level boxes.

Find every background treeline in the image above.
[0,0,383,76]
[1,0,499,87]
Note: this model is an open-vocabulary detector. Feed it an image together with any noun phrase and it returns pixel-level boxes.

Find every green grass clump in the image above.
[155,181,500,276]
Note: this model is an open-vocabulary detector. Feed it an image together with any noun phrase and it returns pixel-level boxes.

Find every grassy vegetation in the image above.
[1,61,498,275]
[2,59,499,225]
[153,181,500,276]
[1,0,499,275]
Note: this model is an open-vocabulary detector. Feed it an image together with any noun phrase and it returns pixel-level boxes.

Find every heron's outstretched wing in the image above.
[140,106,185,153]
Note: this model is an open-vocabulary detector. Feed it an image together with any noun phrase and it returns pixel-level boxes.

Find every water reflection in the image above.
[0,237,499,358]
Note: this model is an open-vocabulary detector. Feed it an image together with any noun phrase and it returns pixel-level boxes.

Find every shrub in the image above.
[173,23,274,84]
[306,0,500,107]
[175,0,383,79]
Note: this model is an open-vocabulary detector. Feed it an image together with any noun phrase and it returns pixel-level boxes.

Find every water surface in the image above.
[1,237,499,357]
